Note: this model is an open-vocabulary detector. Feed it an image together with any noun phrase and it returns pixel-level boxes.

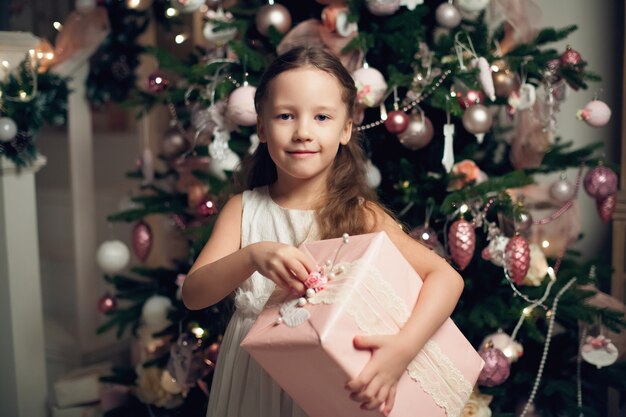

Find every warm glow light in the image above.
[175,34,187,44]
[459,204,469,214]
[127,0,141,8]
[1,61,9,69]
[191,326,205,338]
[45,52,54,60]
[421,232,430,241]
[19,91,27,99]
[541,240,550,248]
[491,64,499,72]
[166,7,179,17]
[522,306,533,316]
[53,21,63,31]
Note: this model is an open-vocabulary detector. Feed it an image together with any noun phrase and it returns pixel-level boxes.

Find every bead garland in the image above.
[518,277,577,417]
[533,162,585,226]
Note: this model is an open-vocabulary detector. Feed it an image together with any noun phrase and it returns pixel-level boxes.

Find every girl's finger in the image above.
[384,383,397,415]
[284,258,310,283]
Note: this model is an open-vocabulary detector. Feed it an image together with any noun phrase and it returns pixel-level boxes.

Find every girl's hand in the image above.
[345,334,416,416]
[249,241,316,294]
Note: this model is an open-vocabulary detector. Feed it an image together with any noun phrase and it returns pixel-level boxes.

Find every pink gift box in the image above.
[241,232,484,417]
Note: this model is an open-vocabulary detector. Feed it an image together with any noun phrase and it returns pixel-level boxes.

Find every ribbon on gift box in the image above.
[279,259,473,417]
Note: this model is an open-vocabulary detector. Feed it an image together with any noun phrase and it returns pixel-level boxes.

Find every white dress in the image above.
[206,186,317,417]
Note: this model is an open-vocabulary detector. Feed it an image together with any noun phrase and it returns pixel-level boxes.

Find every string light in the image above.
[541,240,550,248]
[166,7,179,17]
[53,21,63,31]
[175,34,188,44]
[127,0,141,8]
[191,326,205,338]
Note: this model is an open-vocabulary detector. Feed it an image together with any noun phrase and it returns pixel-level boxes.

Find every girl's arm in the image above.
[182,194,316,311]
[346,205,464,415]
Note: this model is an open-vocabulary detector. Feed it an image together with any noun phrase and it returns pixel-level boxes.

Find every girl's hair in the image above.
[241,46,385,240]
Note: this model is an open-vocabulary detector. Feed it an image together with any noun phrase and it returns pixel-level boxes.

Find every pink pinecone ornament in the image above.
[505,235,530,284]
[448,219,475,270]
[584,165,618,199]
[478,346,511,387]
[597,194,616,224]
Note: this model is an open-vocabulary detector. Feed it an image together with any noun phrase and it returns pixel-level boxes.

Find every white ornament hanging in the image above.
[172,0,206,13]
[365,159,382,188]
[456,0,490,13]
[481,330,523,363]
[209,148,241,180]
[352,66,387,108]
[226,84,257,126]
[249,133,260,154]
[96,240,131,273]
[508,83,536,111]
[0,117,18,142]
[141,295,173,329]
[576,99,612,127]
[581,335,619,369]
[482,235,509,267]
[203,8,237,45]
[471,57,495,102]
[441,123,455,172]
[141,148,155,185]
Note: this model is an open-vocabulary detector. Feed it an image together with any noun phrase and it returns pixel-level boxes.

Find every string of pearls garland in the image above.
[517,277,577,417]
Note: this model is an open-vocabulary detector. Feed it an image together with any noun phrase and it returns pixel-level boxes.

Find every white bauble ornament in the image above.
[160,369,183,394]
[142,295,173,329]
[365,159,381,188]
[456,0,490,13]
[352,67,387,108]
[172,0,206,13]
[581,335,619,369]
[0,117,18,142]
[203,9,237,45]
[435,3,461,28]
[96,240,131,273]
[366,0,401,16]
[550,177,575,202]
[481,330,524,363]
[209,148,241,180]
[226,85,257,126]
[482,235,509,267]
[576,99,611,127]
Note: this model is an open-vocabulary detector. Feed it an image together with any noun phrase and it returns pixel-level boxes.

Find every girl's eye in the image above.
[316,114,330,122]
[277,114,292,120]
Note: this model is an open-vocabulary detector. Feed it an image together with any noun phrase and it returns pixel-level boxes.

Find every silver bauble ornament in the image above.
[255,4,292,36]
[397,113,434,150]
[366,0,401,16]
[435,3,461,28]
[493,69,520,98]
[159,127,189,160]
[550,177,575,202]
[0,117,18,142]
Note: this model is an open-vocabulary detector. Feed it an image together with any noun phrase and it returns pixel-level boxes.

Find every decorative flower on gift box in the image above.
[460,389,493,417]
[449,159,487,190]
[304,269,329,292]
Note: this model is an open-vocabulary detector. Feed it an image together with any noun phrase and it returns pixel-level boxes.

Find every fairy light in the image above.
[459,203,469,214]
[422,231,430,241]
[541,240,550,249]
[522,306,534,317]
[18,91,27,100]
[490,64,500,72]
[166,7,179,17]
[1,61,9,69]
[191,326,205,338]
[127,0,141,8]
[175,34,188,44]
[53,21,63,31]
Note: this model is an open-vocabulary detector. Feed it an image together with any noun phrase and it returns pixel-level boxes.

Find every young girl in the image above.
[182,46,464,417]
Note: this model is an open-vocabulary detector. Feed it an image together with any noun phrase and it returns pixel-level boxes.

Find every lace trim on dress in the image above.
[306,260,472,417]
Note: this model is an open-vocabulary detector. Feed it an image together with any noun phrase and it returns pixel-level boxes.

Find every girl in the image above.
[182,46,464,417]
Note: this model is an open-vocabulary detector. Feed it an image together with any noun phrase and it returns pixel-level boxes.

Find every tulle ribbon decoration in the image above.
[276,19,363,72]
[486,0,542,55]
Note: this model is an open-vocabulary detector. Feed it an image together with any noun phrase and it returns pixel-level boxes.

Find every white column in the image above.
[0,155,48,417]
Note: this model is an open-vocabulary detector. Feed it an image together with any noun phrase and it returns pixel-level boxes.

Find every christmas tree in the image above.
[93,1,626,416]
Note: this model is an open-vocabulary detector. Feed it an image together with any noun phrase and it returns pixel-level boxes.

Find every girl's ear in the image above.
[257,116,267,143]
[340,119,353,145]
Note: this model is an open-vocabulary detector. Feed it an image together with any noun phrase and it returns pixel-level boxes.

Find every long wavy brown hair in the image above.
[239,46,387,239]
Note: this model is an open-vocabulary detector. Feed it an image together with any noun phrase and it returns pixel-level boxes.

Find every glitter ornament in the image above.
[132,220,153,263]
[560,46,582,68]
[481,330,523,363]
[255,3,292,36]
[227,85,257,126]
[196,195,219,217]
[505,235,530,285]
[352,67,387,107]
[97,240,131,273]
[576,99,612,127]
[397,112,434,150]
[384,110,409,134]
[596,194,616,224]
[147,71,168,94]
[448,219,475,270]
[0,117,18,142]
[477,346,510,386]
[584,165,618,199]
[550,176,575,202]
[366,0,401,16]
[365,159,381,188]
[98,293,117,314]
[435,3,461,28]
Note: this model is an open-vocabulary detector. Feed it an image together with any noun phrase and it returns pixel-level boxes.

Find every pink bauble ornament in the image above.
[576,100,611,127]
[478,346,511,387]
[550,177,575,202]
[353,67,387,107]
[384,110,409,134]
[255,3,292,36]
[227,85,257,126]
[435,3,461,28]
[366,0,401,15]
[397,113,434,150]
[448,219,475,270]
[196,195,219,217]
[456,89,485,109]
[98,293,117,314]
[560,46,582,68]
[481,330,524,363]
[505,235,530,284]
[584,165,618,199]
[132,220,153,263]
[597,194,616,224]
[159,127,189,160]
[462,104,493,134]
[147,71,168,94]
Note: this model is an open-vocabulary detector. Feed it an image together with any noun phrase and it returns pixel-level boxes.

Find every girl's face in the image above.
[257,67,353,187]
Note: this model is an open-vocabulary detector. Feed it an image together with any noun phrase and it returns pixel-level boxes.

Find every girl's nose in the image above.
[293,121,312,141]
